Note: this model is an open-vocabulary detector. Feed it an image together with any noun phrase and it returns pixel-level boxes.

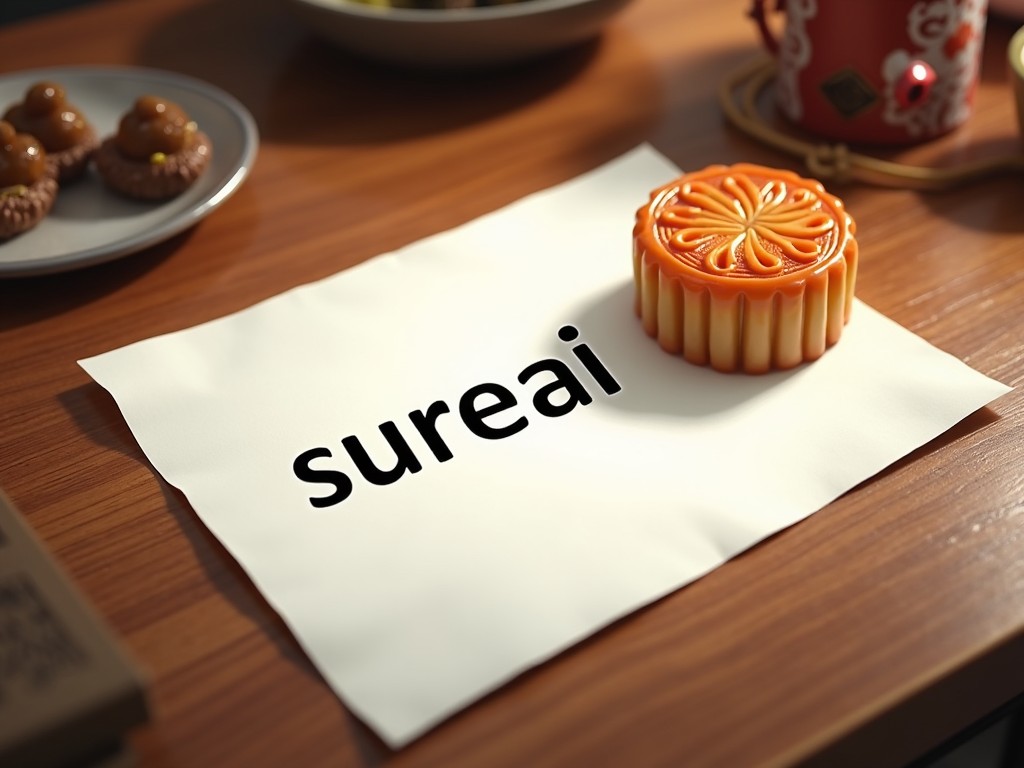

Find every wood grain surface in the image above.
[1,1,1023,766]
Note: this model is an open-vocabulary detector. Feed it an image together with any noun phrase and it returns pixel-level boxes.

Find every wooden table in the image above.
[2,1,1023,765]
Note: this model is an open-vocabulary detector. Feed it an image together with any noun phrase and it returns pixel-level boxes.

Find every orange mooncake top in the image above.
[634,163,854,295]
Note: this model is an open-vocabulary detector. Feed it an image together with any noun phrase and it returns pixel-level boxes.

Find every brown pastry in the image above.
[94,95,211,200]
[3,81,99,183]
[0,120,58,241]
[633,163,858,374]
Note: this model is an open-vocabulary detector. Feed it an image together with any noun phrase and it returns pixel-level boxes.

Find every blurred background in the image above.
[0,1,94,24]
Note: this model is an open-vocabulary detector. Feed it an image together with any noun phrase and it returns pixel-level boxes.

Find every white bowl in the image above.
[284,0,634,68]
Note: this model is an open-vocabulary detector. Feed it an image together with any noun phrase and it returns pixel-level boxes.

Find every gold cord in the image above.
[718,56,1024,190]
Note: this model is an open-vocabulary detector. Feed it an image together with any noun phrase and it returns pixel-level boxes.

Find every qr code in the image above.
[0,572,87,705]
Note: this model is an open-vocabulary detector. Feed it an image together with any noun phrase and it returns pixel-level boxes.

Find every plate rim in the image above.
[292,0,616,23]
[0,65,259,278]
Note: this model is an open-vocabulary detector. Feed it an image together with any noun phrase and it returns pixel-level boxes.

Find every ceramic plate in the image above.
[0,66,258,277]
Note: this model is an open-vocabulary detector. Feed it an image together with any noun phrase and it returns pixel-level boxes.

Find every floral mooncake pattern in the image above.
[633,163,858,374]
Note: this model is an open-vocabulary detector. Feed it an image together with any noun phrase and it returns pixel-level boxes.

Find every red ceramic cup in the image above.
[750,0,988,146]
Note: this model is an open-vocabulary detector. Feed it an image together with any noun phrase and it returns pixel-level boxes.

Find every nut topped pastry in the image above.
[633,163,858,374]
[0,120,58,240]
[3,81,99,183]
[94,95,211,200]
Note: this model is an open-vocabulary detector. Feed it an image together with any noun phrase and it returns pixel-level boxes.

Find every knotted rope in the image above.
[718,56,1024,190]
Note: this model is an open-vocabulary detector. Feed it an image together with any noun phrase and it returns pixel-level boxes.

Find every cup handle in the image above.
[748,0,782,56]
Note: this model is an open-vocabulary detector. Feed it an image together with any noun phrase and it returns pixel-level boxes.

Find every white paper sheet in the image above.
[79,145,1011,747]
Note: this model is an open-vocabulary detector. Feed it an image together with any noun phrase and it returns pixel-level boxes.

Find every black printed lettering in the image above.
[517,359,592,417]
[342,422,423,486]
[294,325,622,508]
[410,400,454,462]
[293,447,354,508]
[558,324,622,395]
[459,382,528,440]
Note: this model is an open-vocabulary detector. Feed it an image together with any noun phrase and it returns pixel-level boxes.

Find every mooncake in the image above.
[633,163,858,374]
